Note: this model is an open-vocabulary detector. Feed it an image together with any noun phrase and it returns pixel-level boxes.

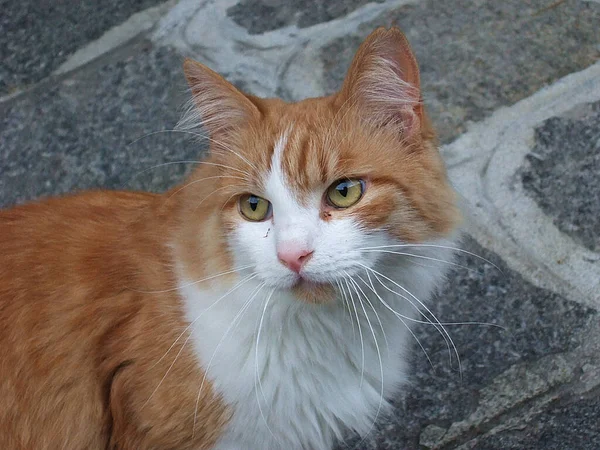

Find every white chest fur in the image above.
[178,261,444,450]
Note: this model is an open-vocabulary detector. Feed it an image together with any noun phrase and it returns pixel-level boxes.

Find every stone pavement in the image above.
[1,0,599,448]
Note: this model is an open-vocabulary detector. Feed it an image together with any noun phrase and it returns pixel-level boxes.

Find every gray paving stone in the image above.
[321,0,600,142]
[522,101,600,252]
[227,0,384,34]
[443,61,600,307]
[0,0,166,95]
[0,41,203,208]
[471,394,600,450]
[335,238,597,449]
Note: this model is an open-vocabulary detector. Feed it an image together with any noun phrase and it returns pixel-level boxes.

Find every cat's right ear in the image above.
[336,27,423,139]
[180,58,260,138]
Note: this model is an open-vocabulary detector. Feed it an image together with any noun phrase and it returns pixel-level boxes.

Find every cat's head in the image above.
[175,27,460,303]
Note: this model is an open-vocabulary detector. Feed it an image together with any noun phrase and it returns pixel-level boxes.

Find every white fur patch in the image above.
[178,130,455,449]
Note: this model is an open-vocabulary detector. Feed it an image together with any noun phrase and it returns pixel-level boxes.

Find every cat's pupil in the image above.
[337,183,349,197]
[249,197,258,211]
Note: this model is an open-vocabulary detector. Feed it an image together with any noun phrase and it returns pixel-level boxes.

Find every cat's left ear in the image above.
[336,27,422,138]
[181,58,260,138]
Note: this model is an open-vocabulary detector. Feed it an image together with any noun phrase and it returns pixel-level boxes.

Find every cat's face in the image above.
[177,28,460,303]
[226,118,396,303]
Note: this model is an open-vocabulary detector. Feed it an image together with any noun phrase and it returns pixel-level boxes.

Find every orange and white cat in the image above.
[0,27,459,450]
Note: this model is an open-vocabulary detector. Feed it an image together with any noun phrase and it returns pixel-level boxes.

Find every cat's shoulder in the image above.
[0,190,157,222]
[0,191,162,244]
[0,190,164,282]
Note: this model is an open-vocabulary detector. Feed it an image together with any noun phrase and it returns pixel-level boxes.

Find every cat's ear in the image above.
[337,27,422,138]
[181,58,260,137]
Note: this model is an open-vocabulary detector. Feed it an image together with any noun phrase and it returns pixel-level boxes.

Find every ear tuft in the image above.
[337,27,422,138]
[178,58,260,138]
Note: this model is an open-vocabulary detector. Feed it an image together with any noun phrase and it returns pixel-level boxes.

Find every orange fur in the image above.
[0,27,459,449]
[0,192,229,450]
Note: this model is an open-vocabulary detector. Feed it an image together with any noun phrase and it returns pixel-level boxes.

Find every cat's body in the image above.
[0,28,460,449]
[0,192,228,449]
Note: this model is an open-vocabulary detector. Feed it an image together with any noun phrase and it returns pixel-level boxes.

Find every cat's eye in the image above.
[239,194,272,221]
[326,179,365,209]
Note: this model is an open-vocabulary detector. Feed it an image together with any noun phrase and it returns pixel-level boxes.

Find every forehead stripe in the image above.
[271,127,290,176]
[265,128,292,202]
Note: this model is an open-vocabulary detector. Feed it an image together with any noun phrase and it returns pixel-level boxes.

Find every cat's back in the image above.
[0,191,157,318]
[1,190,156,282]
[0,190,156,248]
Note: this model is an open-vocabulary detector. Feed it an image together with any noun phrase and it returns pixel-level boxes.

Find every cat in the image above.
[0,27,460,450]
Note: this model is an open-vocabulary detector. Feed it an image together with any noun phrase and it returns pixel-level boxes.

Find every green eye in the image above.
[326,179,365,208]
[239,194,272,221]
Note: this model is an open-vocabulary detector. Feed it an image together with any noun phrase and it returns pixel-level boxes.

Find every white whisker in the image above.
[372,270,454,362]
[348,276,388,353]
[336,280,356,338]
[360,249,478,273]
[193,278,264,435]
[254,289,279,443]
[146,126,259,174]
[127,128,207,147]
[130,264,253,294]
[368,270,455,369]
[359,263,462,377]
[360,271,434,370]
[166,175,246,200]
[359,244,503,274]
[149,271,256,372]
[129,159,252,181]
[345,277,365,388]
[346,275,385,449]
[143,272,258,421]
[142,324,195,409]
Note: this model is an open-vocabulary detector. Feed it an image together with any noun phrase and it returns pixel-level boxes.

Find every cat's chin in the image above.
[291,279,336,305]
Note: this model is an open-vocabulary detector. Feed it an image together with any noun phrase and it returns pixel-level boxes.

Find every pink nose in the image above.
[277,246,314,273]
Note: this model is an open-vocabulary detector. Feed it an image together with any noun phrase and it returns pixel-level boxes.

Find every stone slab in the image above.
[54,1,177,76]
[320,0,600,142]
[227,0,384,34]
[470,394,600,450]
[153,0,419,99]
[0,41,203,208]
[443,61,600,308]
[0,0,168,95]
[521,100,600,253]
[153,0,600,143]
